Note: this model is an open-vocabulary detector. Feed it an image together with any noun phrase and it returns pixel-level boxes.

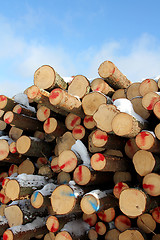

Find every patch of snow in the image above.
[71,140,90,167]
[13,93,36,112]
[37,183,57,196]
[69,180,84,197]
[61,219,90,237]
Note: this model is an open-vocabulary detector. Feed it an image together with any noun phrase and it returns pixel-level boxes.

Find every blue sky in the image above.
[1,0,160,97]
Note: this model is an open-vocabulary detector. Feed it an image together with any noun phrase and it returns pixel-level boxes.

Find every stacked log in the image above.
[0,61,160,240]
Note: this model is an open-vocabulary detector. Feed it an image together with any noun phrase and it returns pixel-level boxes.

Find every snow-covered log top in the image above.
[34,183,57,197]
[9,173,48,188]
[69,180,84,197]
[8,216,47,234]
[113,98,147,124]
[13,93,36,113]
[84,189,113,199]
[0,136,13,145]
[71,140,90,168]
[61,219,90,237]
[0,216,8,225]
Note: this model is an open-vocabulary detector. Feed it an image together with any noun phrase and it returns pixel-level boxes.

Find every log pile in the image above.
[0,61,160,240]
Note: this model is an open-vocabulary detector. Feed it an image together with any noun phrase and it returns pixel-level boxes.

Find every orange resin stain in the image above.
[71,116,80,127]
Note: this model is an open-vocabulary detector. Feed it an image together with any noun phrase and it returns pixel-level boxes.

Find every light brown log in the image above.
[113,171,132,184]
[88,228,98,240]
[113,182,129,199]
[98,60,131,89]
[36,105,51,121]
[142,173,160,196]
[13,104,36,118]
[82,213,97,226]
[43,117,67,138]
[119,188,147,218]
[119,229,145,240]
[90,153,129,172]
[51,156,61,173]
[38,165,53,178]
[124,138,140,159]
[114,215,131,232]
[16,135,53,157]
[73,165,114,186]
[55,131,76,156]
[3,216,48,240]
[82,92,109,116]
[91,129,126,150]
[9,142,17,154]
[72,125,86,140]
[49,88,85,118]
[83,115,96,130]
[68,75,90,98]
[131,97,150,119]
[142,91,160,110]
[154,123,160,140]
[133,150,160,176]
[111,89,126,101]
[105,229,120,240]
[90,77,115,96]
[0,95,16,111]
[139,78,158,96]
[9,126,23,141]
[0,139,10,161]
[93,104,119,133]
[34,130,45,140]
[0,120,7,131]
[0,204,6,216]
[8,164,18,176]
[152,235,160,240]
[58,150,78,172]
[126,82,141,100]
[36,157,48,168]
[95,221,107,235]
[27,85,69,116]
[88,131,106,153]
[80,190,118,215]
[4,111,43,132]
[152,206,160,223]
[153,100,160,119]
[65,113,81,131]
[97,207,115,223]
[57,171,71,185]
[0,188,11,204]
[18,158,35,175]
[34,65,67,91]
[112,112,146,138]
[5,174,48,200]
[44,232,55,240]
[137,213,156,234]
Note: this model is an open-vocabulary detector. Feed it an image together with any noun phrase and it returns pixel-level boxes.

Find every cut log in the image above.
[55,131,76,156]
[83,115,96,130]
[0,139,10,161]
[0,216,8,237]
[152,206,160,223]
[57,171,71,185]
[72,125,86,140]
[133,150,160,176]
[9,142,17,154]
[82,92,110,116]
[119,188,147,218]
[114,215,131,232]
[58,150,79,172]
[137,213,156,234]
[80,189,118,215]
[36,157,48,169]
[90,78,115,96]
[44,232,55,240]
[43,117,67,138]
[49,88,85,118]
[34,130,45,140]
[90,153,129,172]
[126,82,141,100]
[3,216,48,240]
[111,89,126,101]
[51,156,61,173]
[153,100,160,119]
[131,97,150,119]
[18,158,35,175]
[16,135,53,157]
[97,207,115,223]
[0,95,16,111]
[0,120,7,131]
[31,183,56,209]
[119,229,145,240]
[93,104,119,133]
[38,165,53,178]
[4,111,43,132]
[88,228,98,240]
[142,92,160,110]
[0,188,11,204]
[65,113,81,131]
[113,182,129,199]
[105,229,120,240]
[112,112,146,138]
[154,123,160,140]
[0,172,8,184]
[68,75,90,98]
[8,164,18,176]
[124,138,140,159]
[113,171,132,184]
[98,60,131,89]
[36,105,51,122]
[142,173,160,196]
[9,127,23,141]
[5,173,48,200]
[82,213,97,226]
[12,104,36,118]
[139,78,158,96]
[95,221,107,235]
[88,131,106,153]
[34,65,67,91]
[4,199,47,227]
[152,235,160,240]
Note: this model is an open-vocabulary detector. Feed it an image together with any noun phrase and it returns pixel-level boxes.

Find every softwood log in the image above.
[50,156,61,173]
[124,138,140,159]
[34,65,67,91]
[137,213,156,234]
[72,124,87,141]
[3,216,48,240]
[131,97,150,119]
[8,164,18,176]
[142,91,160,110]
[90,77,115,96]
[126,82,141,100]
[82,92,111,116]
[9,126,23,141]
[58,150,79,173]
[49,88,85,118]
[13,104,36,118]
[55,131,76,156]
[113,182,129,199]
[36,105,51,122]
[88,228,98,240]
[105,228,120,240]
[0,95,16,111]
[57,171,71,185]
[95,221,107,236]
[5,173,48,200]
[44,232,55,240]
[83,115,96,130]
[152,206,160,223]
[97,207,115,223]
[142,173,160,196]
[0,120,7,131]
[119,229,145,240]
[18,158,35,175]
[68,75,90,98]
[9,142,17,154]
[43,117,67,138]
[98,60,131,89]
[65,113,81,131]
[153,100,160,119]
[139,78,158,96]
[16,135,53,157]
[82,213,97,227]
[113,171,132,184]
[111,88,126,101]
[114,215,131,232]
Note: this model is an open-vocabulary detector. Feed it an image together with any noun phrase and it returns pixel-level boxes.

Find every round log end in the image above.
[4,111,14,124]
[3,230,14,240]
[98,60,115,79]
[92,129,108,147]
[58,150,78,172]
[83,115,96,129]
[46,216,59,233]
[5,179,20,200]
[43,118,57,134]
[0,95,7,110]
[90,153,106,171]
[49,88,63,105]
[31,191,43,208]
[80,194,99,214]
[55,231,72,240]
[0,139,9,160]
[72,125,85,140]
[73,165,91,185]
[97,207,115,223]
[112,112,133,137]
[16,135,31,154]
